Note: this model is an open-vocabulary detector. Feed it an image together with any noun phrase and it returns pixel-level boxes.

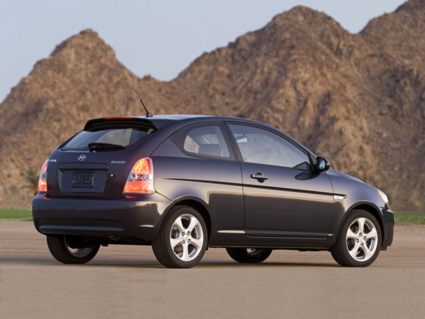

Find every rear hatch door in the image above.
[47,118,155,199]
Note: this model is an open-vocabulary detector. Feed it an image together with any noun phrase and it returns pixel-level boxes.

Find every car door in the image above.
[227,123,337,246]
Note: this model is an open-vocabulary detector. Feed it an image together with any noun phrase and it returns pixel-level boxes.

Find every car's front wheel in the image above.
[331,209,382,267]
[46,235,100,264]
[152,206,208,268]
[226,248,272,263]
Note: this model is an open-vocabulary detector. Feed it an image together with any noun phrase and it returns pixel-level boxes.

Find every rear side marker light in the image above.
[38,160,48,193]
[123,157,155,194]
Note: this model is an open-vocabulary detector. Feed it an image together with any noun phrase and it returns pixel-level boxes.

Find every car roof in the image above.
[135,114,269,127]
[86,114,294,140]
[86,114,269,129]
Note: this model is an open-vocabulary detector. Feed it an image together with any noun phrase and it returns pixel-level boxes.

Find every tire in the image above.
[331,209,382,267]
[47,235,100,264]
[226,248,272,263]
[152,206,208,268]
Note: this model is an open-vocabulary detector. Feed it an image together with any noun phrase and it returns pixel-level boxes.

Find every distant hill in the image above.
[1,0,424,210]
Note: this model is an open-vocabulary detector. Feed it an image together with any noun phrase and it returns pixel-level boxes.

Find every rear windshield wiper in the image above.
[88,143,125,152]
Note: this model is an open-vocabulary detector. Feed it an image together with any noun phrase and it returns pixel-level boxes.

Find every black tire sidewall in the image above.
[226,248,272,263]
[47,235,100,264]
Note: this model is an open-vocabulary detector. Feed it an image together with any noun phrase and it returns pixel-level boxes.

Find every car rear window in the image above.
[63,127,153,150]
[172,124,232,159]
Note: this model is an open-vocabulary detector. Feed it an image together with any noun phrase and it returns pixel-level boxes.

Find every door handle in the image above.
[250,172,268,182]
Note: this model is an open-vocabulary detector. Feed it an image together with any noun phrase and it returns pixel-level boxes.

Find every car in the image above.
[32,114,394,268]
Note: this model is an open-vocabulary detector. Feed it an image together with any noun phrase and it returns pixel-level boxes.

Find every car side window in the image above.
[178,125,231,159]
[229,124,311,169]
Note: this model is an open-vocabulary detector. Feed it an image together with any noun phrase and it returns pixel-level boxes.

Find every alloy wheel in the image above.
[64,237,97,258]
[169,214,204,262]
[345,217,378,262]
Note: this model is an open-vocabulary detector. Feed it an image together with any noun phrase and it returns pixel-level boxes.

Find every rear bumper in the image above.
[32,193,171,242]
[382,207,394,250]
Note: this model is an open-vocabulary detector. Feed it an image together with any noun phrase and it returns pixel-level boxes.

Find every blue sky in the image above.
[0,0,405,102]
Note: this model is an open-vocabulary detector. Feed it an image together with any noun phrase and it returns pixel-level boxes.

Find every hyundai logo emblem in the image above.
[78,155,87,161]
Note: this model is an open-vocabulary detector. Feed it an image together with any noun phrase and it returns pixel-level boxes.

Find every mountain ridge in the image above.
[0,0,424,210]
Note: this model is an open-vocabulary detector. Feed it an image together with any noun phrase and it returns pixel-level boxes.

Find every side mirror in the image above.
[314,156,330,172]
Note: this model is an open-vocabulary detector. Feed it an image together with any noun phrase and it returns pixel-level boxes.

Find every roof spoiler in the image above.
[84,117,156,131]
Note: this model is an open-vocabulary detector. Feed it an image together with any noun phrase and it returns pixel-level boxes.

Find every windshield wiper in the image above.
[88,143,125,152]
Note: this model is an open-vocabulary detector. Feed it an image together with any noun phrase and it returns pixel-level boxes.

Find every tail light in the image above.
[123,157,155,194]
[38,160,48,192]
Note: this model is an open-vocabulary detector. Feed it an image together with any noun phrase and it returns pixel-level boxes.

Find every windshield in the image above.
[63,127,153,151]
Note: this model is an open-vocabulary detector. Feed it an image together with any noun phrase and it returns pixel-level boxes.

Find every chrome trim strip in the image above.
[140,224,154,228]
[217,230,246,234]
[333,195,346,200]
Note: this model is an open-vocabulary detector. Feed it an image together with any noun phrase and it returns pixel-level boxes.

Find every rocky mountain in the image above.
[0,0,424,210]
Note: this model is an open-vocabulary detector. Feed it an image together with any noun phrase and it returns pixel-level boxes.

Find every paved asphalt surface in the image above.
[1,221,424,319]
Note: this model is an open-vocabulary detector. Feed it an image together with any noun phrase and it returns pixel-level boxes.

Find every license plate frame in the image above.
[71,171,95,188]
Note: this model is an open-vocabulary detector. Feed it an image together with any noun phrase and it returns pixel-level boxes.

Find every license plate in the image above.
[71,172,94,188]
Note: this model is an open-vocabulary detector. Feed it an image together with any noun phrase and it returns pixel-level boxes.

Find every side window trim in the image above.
[224,121,314,169]
[222,122,244,162]
[171,122,236,161]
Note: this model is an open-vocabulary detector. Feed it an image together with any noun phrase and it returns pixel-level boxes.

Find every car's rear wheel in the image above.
[331,209,381,267]
[152,206,208,268]
[46,235,100,264]
[226,248,272,263]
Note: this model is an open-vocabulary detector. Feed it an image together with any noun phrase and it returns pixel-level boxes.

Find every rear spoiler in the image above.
[84,117,157,131]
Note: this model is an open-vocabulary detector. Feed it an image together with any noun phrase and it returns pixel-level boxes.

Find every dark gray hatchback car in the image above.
[32,115,394,268]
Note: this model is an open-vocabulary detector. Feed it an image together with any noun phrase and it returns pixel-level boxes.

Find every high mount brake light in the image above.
[38,160,48,193]
[123,157,155,194]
